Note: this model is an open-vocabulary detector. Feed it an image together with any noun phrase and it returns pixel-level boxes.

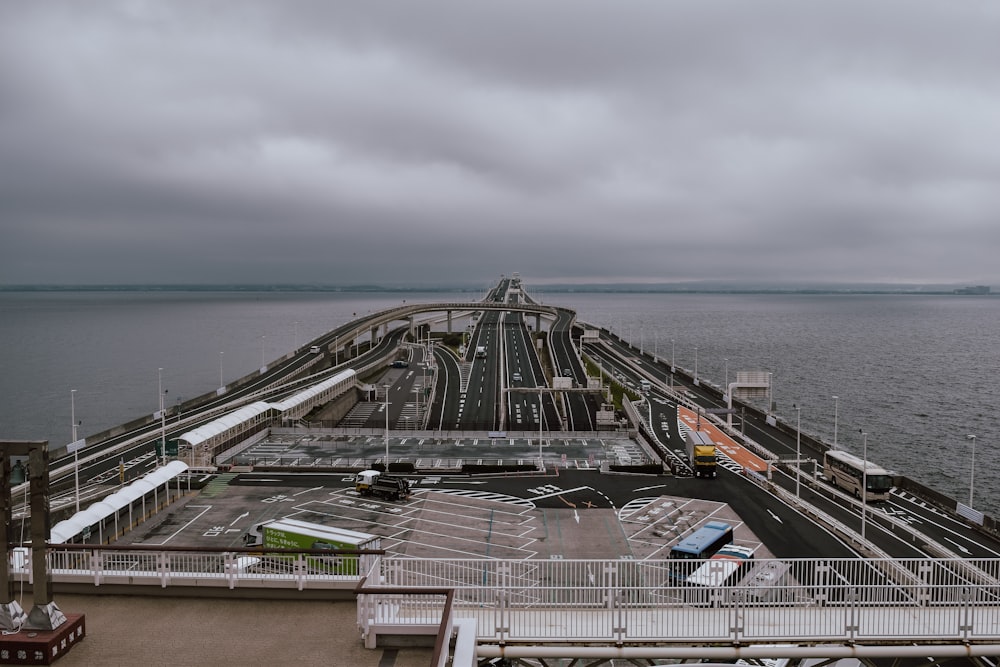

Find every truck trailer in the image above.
[685,429,718,478]
[243,518,379,574]
[355,469,412,501]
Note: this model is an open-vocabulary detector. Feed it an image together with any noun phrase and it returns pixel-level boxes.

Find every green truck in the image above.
[243,518,380,575]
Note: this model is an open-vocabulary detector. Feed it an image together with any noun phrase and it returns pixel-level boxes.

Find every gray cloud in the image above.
[2,1,999,287]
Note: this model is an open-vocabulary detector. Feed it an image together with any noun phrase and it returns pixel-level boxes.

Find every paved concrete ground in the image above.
[10,594,433,667]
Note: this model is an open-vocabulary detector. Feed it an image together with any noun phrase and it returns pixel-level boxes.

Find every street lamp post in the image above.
[671,339,675,372]
[832,395,839,447]
[383,384,390,469]
[71,389,80,512]
[793,403,801,498]
[219,351,224,389]
[158,368,167,467]
[694,346,699,385]
[860,430,868,540]
[967,434,977,507]
[538,387,544,464]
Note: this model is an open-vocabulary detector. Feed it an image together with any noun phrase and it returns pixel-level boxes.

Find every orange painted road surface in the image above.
[678,405,769,473]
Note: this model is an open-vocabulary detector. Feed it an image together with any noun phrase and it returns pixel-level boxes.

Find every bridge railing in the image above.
[362,556,1000,644]
[11,549,1000,644]
[12,545,382,592]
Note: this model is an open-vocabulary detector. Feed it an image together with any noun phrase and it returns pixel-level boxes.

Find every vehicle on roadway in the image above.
[685,429,718,479]
[686,543,755,588]
[668,520,733,580]
[242,518,379,575]
[476,346,486,358]
[355,469,412,501]
[823,449,892,502]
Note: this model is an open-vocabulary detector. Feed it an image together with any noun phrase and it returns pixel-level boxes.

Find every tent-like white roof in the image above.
[50,460,189,544]
[177,401,273,447]
[270,369,356,412]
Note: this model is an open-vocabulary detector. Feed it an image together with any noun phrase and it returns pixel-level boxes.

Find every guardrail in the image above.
[363,555,1000,645]
[12,544,382,593]
[12,548,1000,648]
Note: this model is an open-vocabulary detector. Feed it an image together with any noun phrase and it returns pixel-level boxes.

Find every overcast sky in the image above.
[2,2,998,287]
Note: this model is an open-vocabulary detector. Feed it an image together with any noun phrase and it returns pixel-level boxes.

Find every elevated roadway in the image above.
[15,275,1000,664]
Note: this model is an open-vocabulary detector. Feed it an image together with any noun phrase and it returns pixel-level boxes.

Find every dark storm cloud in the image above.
[1,1,998,286]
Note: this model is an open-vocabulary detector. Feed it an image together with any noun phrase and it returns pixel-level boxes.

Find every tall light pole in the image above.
[793,403,801,498]
[860,429,868,540]
[383,384,390,469]
[158,368,168,466]
[538,387,544,463]
[724,358,729,395]
[260,335,266,369]
[832,395,839,447]
[219,351,224,389]
[71,389,80,512]
[694,346,699,385]
[967,434,977,507]
[671,339,675,372]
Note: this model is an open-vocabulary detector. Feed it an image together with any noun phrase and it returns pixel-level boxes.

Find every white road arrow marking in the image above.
[944,537,972,555]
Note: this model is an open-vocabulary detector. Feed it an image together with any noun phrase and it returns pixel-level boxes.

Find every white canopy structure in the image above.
[50,460,189,544]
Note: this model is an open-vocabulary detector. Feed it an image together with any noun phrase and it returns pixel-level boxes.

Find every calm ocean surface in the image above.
[2,289,998,517]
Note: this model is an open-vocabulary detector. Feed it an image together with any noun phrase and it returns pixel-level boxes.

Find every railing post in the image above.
[961,586,973,641]
[90,549,102,587]
[295,553,306,591]
[158,551,169,588]
[730,589,743,644]
[846,587,859,643]
[495,588,508,644]
[613,589,625,645]
[224,552,235,590]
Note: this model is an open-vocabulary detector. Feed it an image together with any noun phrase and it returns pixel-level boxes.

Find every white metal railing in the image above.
[14,548,379,591]
[357,556,1000,645]
[17,550,1000,645]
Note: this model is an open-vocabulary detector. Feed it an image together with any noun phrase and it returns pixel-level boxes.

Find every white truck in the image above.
[355,470,412,501]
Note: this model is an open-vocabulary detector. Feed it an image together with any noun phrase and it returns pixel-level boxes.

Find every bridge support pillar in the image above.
[535,314,541,332]
[370,325,379,344]
[447,310,453,334]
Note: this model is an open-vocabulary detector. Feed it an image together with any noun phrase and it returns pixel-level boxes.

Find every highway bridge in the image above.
[6,274,1000,665]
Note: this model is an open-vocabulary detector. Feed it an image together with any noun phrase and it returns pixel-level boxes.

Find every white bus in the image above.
[823,449,892,502]
[686,544,755,588]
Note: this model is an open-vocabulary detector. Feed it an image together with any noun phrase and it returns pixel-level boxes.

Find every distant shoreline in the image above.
[0,283,994,296]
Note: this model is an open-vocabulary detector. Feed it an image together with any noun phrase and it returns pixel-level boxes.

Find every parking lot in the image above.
[114,471,768,563]
[227,432,654,470]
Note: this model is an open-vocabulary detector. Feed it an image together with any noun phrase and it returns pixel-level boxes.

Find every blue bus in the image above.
[668,521,734,580]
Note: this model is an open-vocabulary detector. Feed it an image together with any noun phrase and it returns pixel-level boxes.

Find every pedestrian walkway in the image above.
[8,594,433,667]
[199,472,238,498]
